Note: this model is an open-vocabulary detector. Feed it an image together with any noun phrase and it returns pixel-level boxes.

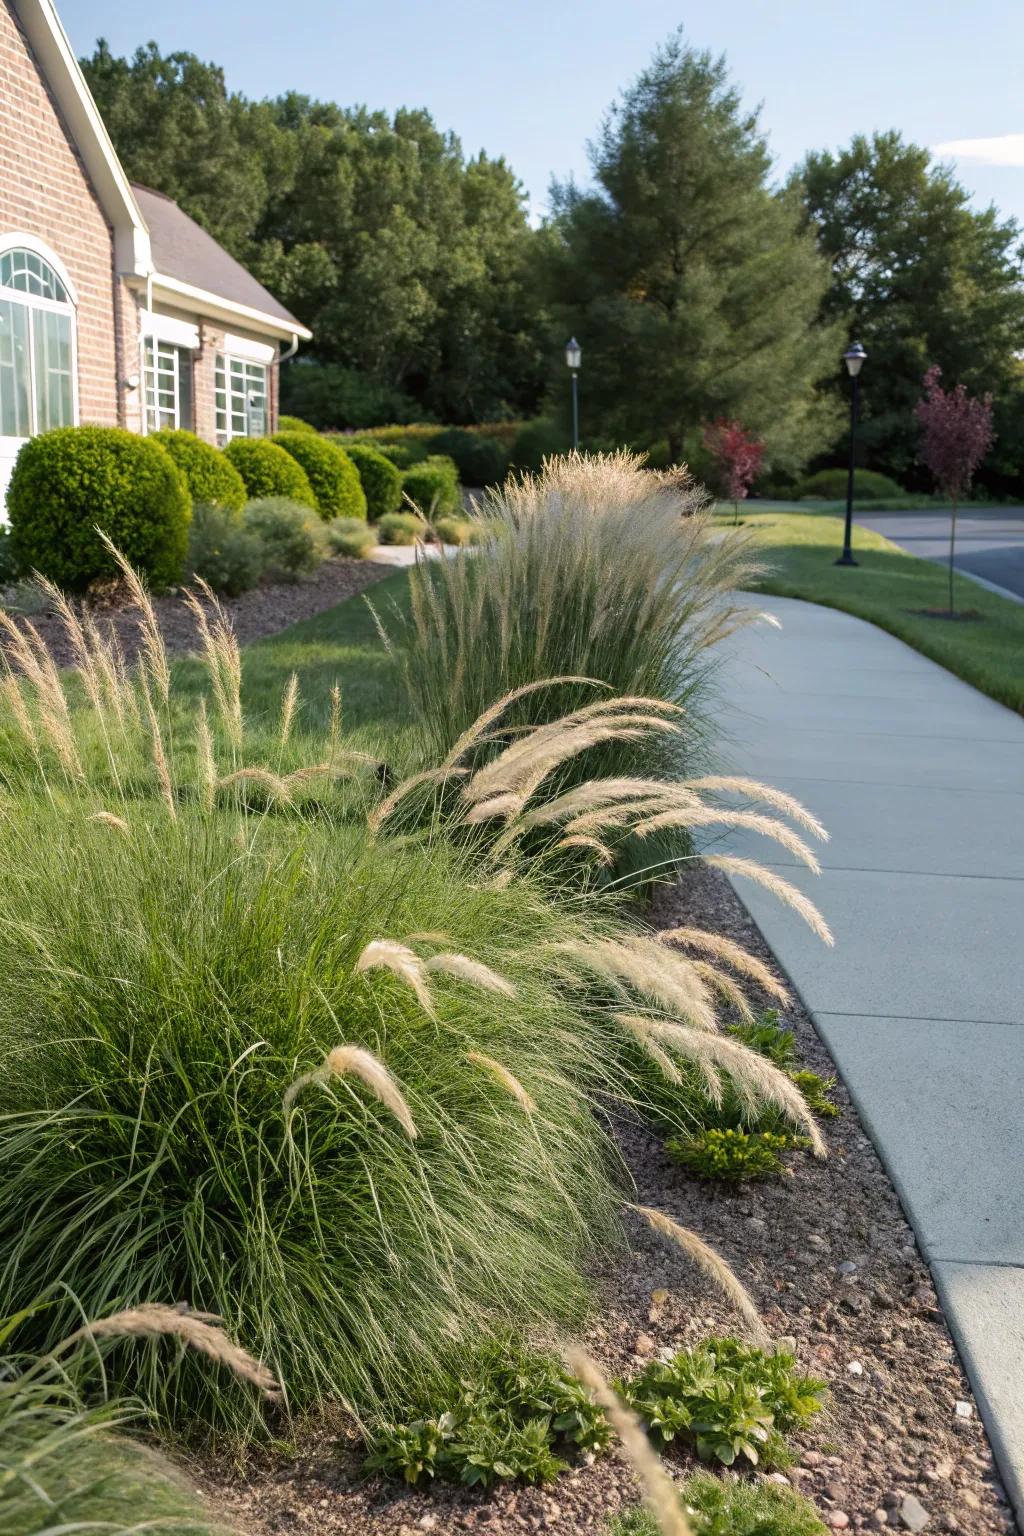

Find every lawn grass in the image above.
[725,507,1024,716]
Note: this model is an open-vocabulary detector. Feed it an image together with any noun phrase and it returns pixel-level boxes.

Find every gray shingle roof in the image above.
[133,184,303,330]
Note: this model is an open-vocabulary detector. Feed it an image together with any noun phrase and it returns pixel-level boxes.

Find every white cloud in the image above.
[932,134,1024,167]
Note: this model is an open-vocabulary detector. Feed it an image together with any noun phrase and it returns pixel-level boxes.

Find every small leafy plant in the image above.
[667,1127,803,1182]
[619,1339,825,1469]
[606,1469,828,1535]
[365,1346,611,1488]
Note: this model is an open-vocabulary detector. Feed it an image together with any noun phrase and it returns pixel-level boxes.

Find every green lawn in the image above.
[727,508,1024,715]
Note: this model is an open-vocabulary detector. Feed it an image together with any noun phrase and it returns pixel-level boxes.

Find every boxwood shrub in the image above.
[277,414,317,434]
[7,426,191,591]
[796,467,905,501]
[224,437,316,508]
[402,456,460,518]
[273,432,367,521]
[343,442,403,519]
[152,429,246,515]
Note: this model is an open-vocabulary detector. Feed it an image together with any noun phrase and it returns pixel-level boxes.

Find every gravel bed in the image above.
[198,865,1017,1536]
[1,557,391,670]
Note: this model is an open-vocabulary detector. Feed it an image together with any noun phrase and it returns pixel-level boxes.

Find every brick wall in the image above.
[0,0,122,427]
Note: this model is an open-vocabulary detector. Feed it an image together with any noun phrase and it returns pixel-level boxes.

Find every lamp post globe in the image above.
[565,337,581,449]
[836,342,868,566]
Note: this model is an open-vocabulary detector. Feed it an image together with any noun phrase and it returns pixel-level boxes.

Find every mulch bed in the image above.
[198,865,1017,1536]
[1,557,392,669]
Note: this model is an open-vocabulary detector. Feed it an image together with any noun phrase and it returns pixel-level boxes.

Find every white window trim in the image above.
[222,333,276,365]
[215,352,270,444]
[0,234,80,441]
[139,309,199,350]
[142,337,193,434]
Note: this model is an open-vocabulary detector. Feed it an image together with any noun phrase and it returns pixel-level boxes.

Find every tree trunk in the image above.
[948,494,958,616]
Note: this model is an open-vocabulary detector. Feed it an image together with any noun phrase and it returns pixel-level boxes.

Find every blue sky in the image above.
[61,0,1024,227]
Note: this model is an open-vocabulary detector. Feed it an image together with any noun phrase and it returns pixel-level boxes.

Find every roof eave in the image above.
[13,0,150,276]
[148,273,312,343]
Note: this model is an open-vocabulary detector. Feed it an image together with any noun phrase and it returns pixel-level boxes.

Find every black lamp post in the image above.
[836,341,867,566]
[565,337,581,449]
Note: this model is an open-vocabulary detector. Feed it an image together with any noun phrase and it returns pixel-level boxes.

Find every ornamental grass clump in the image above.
[383,450,765,777]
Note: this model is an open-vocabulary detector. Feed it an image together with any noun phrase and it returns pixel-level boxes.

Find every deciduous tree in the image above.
[914,366,994,614]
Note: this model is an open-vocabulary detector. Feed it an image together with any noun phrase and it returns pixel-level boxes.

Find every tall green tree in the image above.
[796,131,1024,488]
[545,32,843,471]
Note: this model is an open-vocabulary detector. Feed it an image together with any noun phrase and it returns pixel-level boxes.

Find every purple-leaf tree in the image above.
[702,418,766,525]
[914,365,994,615]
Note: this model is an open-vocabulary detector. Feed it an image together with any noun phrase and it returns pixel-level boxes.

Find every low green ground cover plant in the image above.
[224,437,317,508]
[620,1340,825,1470]
[378,510,428,545]
[327,516,378,558]
[667,1127,803,1182]
[6,425,191,590]
[606,1471,827,1535]
[243,496,326,579]
[153,428,247,514]
[273,431,367,520]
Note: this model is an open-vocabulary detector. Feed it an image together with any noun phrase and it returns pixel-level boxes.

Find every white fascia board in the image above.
[150,274,312,343]
[13,0,151,277]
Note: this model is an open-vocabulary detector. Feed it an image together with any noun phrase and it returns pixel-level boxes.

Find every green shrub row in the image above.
[795,467,906,501]
[188,497,379,594]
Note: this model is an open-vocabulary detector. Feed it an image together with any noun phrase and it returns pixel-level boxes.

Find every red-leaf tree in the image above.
[702,419,766,523]
[914,365,994,614]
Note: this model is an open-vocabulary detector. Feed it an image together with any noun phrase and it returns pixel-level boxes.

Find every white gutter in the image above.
[150,273,311,343]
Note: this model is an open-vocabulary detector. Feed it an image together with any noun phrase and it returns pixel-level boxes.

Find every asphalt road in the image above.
[855,506,1024,601]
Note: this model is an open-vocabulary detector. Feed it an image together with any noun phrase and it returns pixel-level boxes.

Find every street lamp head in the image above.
[565,336,581,371]
[843,341,867,378]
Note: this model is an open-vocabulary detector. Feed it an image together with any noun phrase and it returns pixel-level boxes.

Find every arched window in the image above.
[0,240,77,443]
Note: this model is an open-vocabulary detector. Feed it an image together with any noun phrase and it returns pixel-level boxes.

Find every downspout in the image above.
[276,333,300,432]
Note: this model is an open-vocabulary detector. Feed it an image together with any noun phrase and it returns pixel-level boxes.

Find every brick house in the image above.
[0,0,311,502]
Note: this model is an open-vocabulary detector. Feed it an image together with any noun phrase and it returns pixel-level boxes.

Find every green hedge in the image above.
[152,429,246,515]
[796,467,905,501]
[343,442,403,519]
[272,432,367,520]
[224,438,316,508]
[7,426,191,590]
[510,419,571,474]
[402,456,460,517]
[428,429,509,488]
[277,415,317,434]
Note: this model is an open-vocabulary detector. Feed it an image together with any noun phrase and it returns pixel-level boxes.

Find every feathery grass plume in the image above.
[684,776,828,842]
[634,807,822,873]
[440,676,608,771]
[279,672,300,748]
[555,833,615,866]
[0,670,38,754]
[34,574,108,724]
[80,606,130,726]
[646,1021,826,1157]
[363,594,394,655]
[703,856,834,946]
[329,681,342,757]
[97,532,170,705]
[517,776,700,830]
[283,1044,418,1140]
[464,712,681,807]
[0,614,83,781]
[58,1302,280,1398]
[141,681,176,819]
[565,1348,693,1536]
[88,811,130,834]
[424,953,517,997]
[657,927,791,1006]
[631,1204,767,1342]
[464,792,528,824]
[368,765,469,835]
[552,935,717,1032]
[283,755,380,790]
[690,959,754,1023]
[613,1013,682,1084]
[467,1050,536,1112]
[216,767,294,805]
[355,938,437,1019]
[196,697,217,813]
[181,582,243,750]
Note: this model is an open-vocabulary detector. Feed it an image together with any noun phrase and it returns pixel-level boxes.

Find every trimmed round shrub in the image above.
[402,456,460,518]
[224,437,316,509]
[796,467,905,501]
[343,442,403,519]
[429,429,509,488]
[375,440,429,469]
[378,511,428,546]
[243,497,326,580]
[326,517,378,559]
[272,432,367,521]
[7,426,191,591]
[188,502,265,596]
[277,414,317,435]
[152,429,246,515]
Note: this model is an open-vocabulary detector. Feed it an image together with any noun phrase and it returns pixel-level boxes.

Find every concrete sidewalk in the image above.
[715,594,1024,1522]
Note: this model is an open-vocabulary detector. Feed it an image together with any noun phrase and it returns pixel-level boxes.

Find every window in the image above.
[0,245,76,439]
[144,338,193,432]
[215,355,268,444]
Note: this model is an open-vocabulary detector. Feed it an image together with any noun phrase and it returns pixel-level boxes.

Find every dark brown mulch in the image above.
[0,557,392,670]
[198,865,1016,1536]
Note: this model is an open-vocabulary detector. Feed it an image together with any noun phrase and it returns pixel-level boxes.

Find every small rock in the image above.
[870,1514,889,1529]
[954,1400,973,1419]
[827,1514,850,1530]
[847,1360,865,1377]
[417,1520,438,1533]
[776,1335,797,1354]
[838,1261,858,1276]
[767,1472,790,1485]
[899,1493,930,1532]
[803,1450,824,1467]
[634,1332,655,1356]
